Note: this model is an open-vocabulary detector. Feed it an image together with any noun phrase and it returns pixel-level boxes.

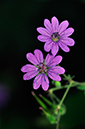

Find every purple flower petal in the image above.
[48,66,65,74]
[60,38,75,46]
[58,20,69,34]
[37,27,51,36]
[59,41,70,52]
[45,54,54,66]
[33,74,42,90]
[55,66,65,74]
[44,19,52,33]
[47,69,61,81]
[37,35,50,42]
[44,40,53,52]
[23,70,38,80]
[41,74,49,91]
[51,16,59,32]
[26,53,39,65]
[34,49,43,63]
[61,27,74,36]
[48,55,62,67]
[21,64,38,73]
[51,43,59,56]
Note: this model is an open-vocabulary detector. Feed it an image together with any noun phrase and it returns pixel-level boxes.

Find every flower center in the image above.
[38,63,48,73]
[51,32,61,42]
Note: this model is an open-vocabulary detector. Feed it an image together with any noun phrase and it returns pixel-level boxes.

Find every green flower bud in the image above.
[55,81,61,87]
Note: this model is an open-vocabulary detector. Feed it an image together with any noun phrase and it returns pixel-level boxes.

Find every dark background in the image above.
[0,0,85,129]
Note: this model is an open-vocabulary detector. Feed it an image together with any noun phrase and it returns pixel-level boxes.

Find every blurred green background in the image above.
[0,0,85,129]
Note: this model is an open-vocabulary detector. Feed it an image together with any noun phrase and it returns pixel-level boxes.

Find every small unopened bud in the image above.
[55,81,61,87]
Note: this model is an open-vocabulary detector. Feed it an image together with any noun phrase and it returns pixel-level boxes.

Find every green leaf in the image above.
[77,85,85,90]
[63,74,75,81]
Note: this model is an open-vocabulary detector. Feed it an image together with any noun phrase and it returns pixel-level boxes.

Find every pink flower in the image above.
[37,16,75,56]
[21,49,65,91]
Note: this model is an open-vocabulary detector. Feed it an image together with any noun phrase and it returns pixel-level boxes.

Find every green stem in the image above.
[56,120,59,129]
[50,94,56,104]
[49,81,85,93]
[58,83,71,108]
[49,83,75,93]
[51,93,60,103]
[56,111,60,129]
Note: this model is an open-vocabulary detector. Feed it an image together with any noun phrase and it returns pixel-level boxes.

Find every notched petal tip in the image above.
[57,55,63,62]
[42,84,49,91]
[41,74,49,91]
[51,16,58,21]
[59,67,65,74]
[33,74,42,90]
[51,16,59,32]
[44,18,52,32]
[34,49,41,53]
[21,66,24,72]
[21,66,26,73]
[26,53,29,58]
[37,27,41,32]
[73,40,75,45]
[58,76,61,81]
[37,35,40,40]
[37,27,51,37]
[23,75,27,80]
[34,49,43,63]
[44,41,53,52]
[51,44,59,56]
[36,27,40,31]
[71,28,74,33]
[59,42,70,52]
[58,20,69,34]
[36,27,44,33]
[26,53,32,60]
[63,20,69,26]
[63,68,65,74]
[37,35,49,42]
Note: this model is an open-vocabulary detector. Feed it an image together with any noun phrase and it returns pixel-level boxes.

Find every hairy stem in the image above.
[58,83,71,108]
[56,111,60,129]
[49,81,85,93]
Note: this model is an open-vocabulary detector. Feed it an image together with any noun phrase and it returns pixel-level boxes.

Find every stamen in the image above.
[38,63,48,74]
[51,32,60,42]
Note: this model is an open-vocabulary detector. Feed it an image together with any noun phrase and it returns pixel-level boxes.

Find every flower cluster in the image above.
[21,16,75,91]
